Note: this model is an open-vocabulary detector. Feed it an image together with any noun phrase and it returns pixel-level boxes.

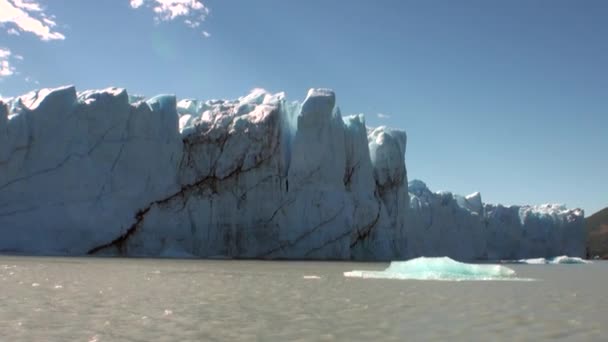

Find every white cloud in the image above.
[12,0,42,12]
[0,48,16,77]
[131,0,210,37]
[24,75,38,84]
[184,19,199,28]
[377,113,391,119]
[42,17,56,27]
[0,0,65,41]
[0,61,15,77]
[7,27,20,35]
[130,0,144,9]
[23,75,39,84]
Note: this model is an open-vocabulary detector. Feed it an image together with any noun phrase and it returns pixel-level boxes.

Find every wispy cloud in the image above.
[377,113,391,119]
[130,0,210,37]
[0,0,65,41]
[130,0,144,8]
[24,75,39,84]
[12,0,42,12]
[0,48,16,77]
[0,1,63,80]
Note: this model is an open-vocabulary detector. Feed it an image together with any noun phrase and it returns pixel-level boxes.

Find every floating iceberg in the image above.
[514,256,591,265]
[344,257,519,281]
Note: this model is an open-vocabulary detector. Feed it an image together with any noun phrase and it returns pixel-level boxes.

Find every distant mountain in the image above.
[587,207,608,259]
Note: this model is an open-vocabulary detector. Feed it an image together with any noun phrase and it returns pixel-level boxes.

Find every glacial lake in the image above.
[0,256,606,341]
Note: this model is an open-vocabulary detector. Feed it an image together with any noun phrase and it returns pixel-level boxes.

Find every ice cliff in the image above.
[406,180,585,259]
[0,86,585,260]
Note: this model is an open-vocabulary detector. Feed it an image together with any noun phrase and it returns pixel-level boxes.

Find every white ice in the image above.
[514,256,591,264]
[0,86,586,260]
[344,257,520,281]
[406,180,585,260]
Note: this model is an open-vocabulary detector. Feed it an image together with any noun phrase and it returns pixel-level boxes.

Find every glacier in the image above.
[405,180,585,260]
[344,257,520,281]
[0,86,585,260]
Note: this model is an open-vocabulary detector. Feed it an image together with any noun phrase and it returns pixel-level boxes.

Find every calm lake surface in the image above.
[1,256,606,341]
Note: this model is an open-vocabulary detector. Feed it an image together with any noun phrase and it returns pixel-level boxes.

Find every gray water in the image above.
[0,256,606,341]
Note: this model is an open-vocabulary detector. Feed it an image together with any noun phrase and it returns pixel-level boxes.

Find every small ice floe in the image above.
[31,282,40,287]
[513,255,591,265]
[303,275,321,280]
[344,257,525,281]
[53,284,63,289]
[163,309,173,316]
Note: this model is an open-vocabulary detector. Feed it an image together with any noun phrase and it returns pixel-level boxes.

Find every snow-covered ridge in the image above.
[0,86,585,260]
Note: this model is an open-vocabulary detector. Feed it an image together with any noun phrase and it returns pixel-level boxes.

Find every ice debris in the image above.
[513,256,591,264]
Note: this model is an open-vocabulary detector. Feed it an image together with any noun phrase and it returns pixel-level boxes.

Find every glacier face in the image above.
[0,86,584,260]
[0,87,182,254]
[406,180,585,260]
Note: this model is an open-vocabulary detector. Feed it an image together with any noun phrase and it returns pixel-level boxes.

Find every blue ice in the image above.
[344,257,519,281]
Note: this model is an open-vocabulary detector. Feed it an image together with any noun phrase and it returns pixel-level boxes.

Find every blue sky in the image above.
[0,0,606,215]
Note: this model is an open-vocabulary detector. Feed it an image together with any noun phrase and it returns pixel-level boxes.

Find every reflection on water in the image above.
[0,256,605,341]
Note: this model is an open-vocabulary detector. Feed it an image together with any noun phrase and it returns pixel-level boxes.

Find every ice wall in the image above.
[406,180,585,259]
[0,86,585,260]
[0,86,407,259]
[0,87,181,254]
[484,203,585,259]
